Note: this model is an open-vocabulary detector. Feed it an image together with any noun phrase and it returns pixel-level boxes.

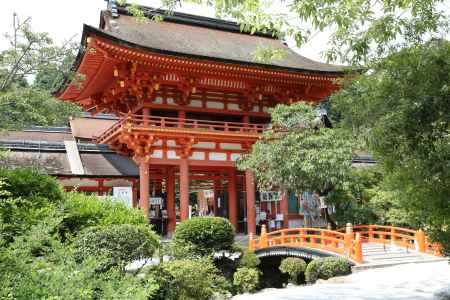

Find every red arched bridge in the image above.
[248,224,444,267]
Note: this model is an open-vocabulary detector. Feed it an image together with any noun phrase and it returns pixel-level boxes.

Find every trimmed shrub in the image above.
[305,257,351,283]
[160,258,228,300]
[279,257,307,284]
[172,217,234,257]
[239,250,261,268]
[0,167,63,203]
[233,267,260,293]
[73,224,159,269]
[58,192,145,239]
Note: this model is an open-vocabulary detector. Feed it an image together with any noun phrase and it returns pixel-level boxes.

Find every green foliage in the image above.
[144,264,178,300]
[239,249,261,268]
[0,14,81,130]
[172,217,235,257]
[238,102,353,197]
[331,40,450,251]
[160,258,228,300]
[0,168,162,299]
[0,14,76,92]
[279,257,307,284]
[0,84,82,130]
[305,257,351,283]
[327,166,384,225]
[0,167,63,202]
[73,224,159,269]
[156,0,448,64]
[0,222,158,300]
[233,267,260,293]
[58,192,145,240]
[0,168,62,243]
[252,45,286,63]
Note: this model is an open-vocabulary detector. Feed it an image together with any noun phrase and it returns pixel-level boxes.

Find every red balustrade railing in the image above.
[249,226,363,263]
[250,224,443,265]
[337,225,442,256]
[124,114,266,133]
[96,113,267,143]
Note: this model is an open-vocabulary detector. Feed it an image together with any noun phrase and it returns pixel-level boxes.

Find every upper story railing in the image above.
[97,113,267,144]
[126,114,266,133]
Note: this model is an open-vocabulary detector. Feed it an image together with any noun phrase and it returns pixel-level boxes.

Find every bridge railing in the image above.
[338,224,442,256]
[249,226,364,264]
[249,224,443,265]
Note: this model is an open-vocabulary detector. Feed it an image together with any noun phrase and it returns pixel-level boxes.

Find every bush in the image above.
[239,250,261,268]
[279,257,307,284]
[172,217,234,257]
[0,168,62,244]
[159,258,228,300]
[73,224,159,269]
[305,257,351,283]
[0,167,63,203]
[58,192,145,239]
[0,223,158,300]
[233,267,260,293]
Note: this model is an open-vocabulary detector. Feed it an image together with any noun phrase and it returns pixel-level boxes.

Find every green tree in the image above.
[330,40,450,251]
[238,102,353,201]
[0,14,81,130]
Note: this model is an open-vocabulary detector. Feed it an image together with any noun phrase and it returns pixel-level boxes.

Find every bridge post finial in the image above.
[354,233,363,264]
[344,223,353,256]
[260,225,268,248]
[415,229,426,253]
[345,223,353,234]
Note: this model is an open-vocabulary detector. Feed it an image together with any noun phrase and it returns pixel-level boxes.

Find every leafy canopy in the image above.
[237,102,354,196]
[0,14,81,130]
[330,40,450,250]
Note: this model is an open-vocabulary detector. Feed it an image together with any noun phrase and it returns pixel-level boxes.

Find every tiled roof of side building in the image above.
[88,4,345,74]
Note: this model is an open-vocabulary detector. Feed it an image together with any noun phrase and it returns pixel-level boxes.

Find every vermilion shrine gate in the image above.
[57,2,344,234]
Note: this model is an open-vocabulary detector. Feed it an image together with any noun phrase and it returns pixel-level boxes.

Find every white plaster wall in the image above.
[167,150,179,159]
[192,142,216,149]
[228,103,241,111]
[188,100,202,108]
[209,152,227,161]
[206,101,225,109]
[151,150,163,158]
[153,96,163,104]
[190,151,205,160]
[220,143,242,150]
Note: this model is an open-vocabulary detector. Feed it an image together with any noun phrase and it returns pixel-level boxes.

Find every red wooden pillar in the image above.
[139,159,150,222]
[245,169,256,235]
[228,170,238,230]
[132,181,138,208]
[178,110,186,128]
[166,167,176,233]
[281,192,289,228]
[143,107,150,125]
[179,158,189,221]
[213,178,220,215]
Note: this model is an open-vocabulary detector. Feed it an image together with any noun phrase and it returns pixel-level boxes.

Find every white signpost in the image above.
[112,187,133,207]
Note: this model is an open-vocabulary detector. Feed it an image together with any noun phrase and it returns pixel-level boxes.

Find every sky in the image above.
[0,0,329,62]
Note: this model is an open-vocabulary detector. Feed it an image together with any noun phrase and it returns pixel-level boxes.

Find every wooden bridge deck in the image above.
[355,243,447,270]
